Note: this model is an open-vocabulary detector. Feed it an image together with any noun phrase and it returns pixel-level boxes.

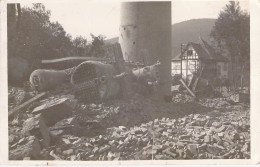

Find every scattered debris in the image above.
[22,114,51,147]
[172,93,194,104]
[9,92,47,118]
[199,98,232,109]
[8,88,250,160]
[230,92,250,103]
[9,136,41,160]
[49,108,249,160]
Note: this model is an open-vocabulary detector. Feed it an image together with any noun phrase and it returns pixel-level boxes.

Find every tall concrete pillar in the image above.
[119,2,172,97]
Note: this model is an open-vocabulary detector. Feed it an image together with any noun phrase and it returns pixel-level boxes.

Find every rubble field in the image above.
[8,87,250,160]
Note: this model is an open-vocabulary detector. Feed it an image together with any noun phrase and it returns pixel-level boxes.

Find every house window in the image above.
[171,61,181,75]
[187,50,193,56]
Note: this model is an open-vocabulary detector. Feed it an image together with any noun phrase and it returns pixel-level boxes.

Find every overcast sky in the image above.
[21,0,249,40]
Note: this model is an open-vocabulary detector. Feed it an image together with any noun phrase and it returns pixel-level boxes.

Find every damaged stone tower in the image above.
[119,2,172,97]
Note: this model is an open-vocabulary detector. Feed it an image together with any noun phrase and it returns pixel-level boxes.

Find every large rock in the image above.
[32,98,74,126]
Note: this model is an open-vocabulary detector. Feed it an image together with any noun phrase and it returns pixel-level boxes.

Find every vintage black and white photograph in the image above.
[7,0,250,161]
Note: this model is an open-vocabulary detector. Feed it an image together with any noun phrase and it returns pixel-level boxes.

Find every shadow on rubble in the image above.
[47,94,215,141]
[81,95,214,137]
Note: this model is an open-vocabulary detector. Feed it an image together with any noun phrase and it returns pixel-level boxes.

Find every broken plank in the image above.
[192,77,200,92]
[192,64,205,91]
[50,124,75,131]
[180,79,196,97]
[9,92,46,118]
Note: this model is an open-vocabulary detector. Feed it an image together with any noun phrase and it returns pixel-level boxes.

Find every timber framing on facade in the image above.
[172,37,229,82]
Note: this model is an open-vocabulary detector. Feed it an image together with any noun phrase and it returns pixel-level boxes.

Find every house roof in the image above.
[188,42,210,60]
[179,37,228,62]
[172,53,182,61]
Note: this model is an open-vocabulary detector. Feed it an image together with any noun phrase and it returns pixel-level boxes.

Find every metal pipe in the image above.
[29,69,72,91]
[70,61,120,102]
[132,61,160,82]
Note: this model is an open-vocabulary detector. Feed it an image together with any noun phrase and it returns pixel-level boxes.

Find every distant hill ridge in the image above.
[104,18,216,59]
[172,18,216,59]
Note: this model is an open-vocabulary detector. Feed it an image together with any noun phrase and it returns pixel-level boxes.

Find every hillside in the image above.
[104,18,216,59]
[172,18,216,59]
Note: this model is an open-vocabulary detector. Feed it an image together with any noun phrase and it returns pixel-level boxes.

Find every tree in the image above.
[8,3,109,85]
[210,1,250,89]
[7,4,21,58]
[89,33,106,57]
[8,3,76,84]
[9,4,77,60]
[8,3,54,84]
[72,36,89,56]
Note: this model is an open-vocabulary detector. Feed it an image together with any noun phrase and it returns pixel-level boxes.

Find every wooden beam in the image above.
[180,79,196,97]
[9,92,47,118]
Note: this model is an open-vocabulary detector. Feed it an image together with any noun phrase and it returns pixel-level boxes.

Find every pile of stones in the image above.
[199,98,231,109]
[45,108,249,160]
[172,93,194,104]
[8,91,250,160]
